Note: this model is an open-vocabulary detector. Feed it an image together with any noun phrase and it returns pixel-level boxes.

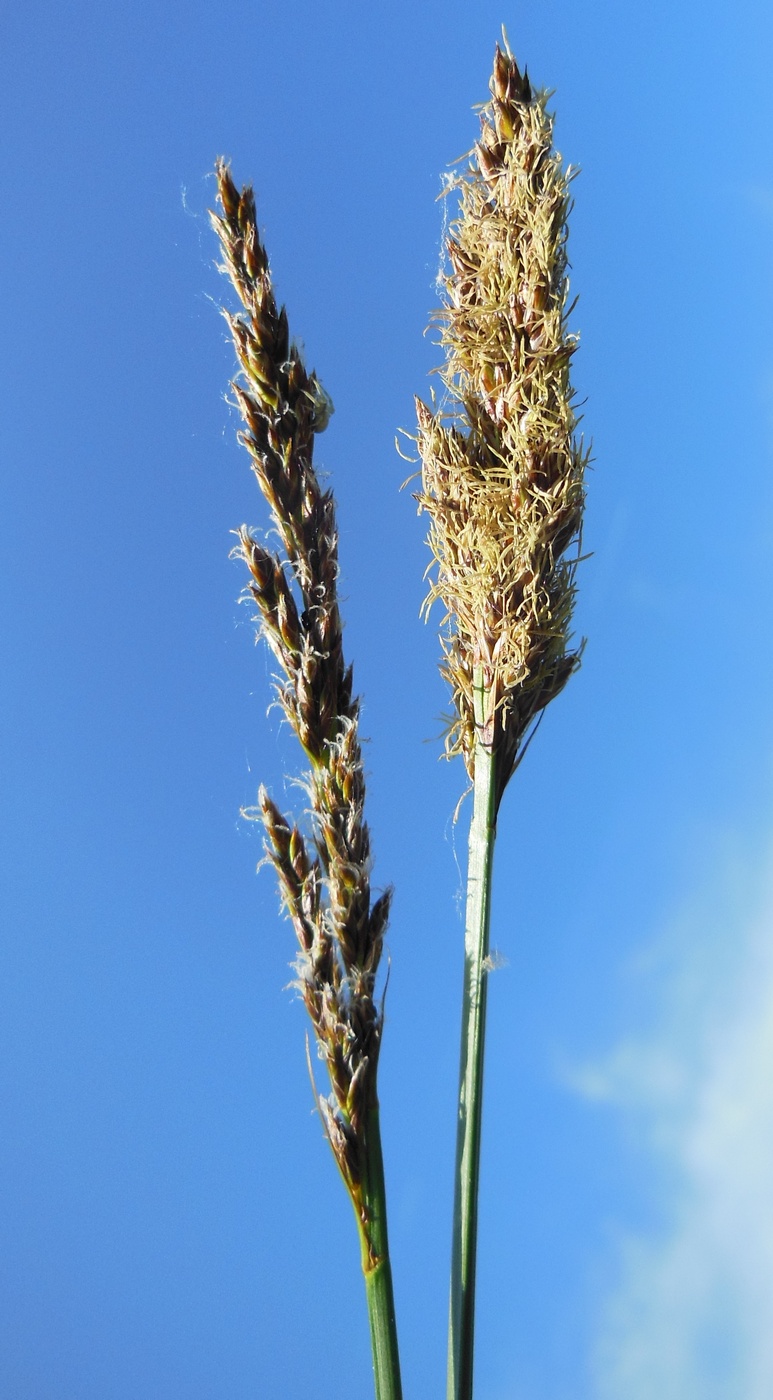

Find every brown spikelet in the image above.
[416,42,588,808]
[211,162,391,1239]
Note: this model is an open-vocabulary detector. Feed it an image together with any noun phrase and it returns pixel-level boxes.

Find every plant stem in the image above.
[447,667,498,1400]
[361,1101,403,1400]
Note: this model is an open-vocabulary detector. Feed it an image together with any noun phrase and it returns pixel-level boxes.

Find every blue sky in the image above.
[2,2,773,1397]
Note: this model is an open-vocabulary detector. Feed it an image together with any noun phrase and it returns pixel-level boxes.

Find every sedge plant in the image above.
[211,35,585,1400]
[209,164,401,1400]
[416,39,587,1400]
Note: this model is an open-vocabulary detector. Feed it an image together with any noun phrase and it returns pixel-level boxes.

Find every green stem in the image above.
[447,668,498,1400]
[361,1101,403,1400]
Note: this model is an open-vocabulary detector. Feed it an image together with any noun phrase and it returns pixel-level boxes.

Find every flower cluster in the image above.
[211,164,391,1244]
[416,43,587,807]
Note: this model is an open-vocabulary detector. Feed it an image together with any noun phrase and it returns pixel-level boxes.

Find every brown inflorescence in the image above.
[210,163,391,1233]
[416,42,588,809]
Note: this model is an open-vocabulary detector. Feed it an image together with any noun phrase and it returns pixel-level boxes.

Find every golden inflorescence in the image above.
[416,43,588,808]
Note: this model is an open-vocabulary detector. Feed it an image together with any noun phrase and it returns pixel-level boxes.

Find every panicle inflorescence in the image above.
[210,162,391,1238]
[416,41,587,808]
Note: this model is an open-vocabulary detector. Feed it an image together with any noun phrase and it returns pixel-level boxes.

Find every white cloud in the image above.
[578,836,773,1400]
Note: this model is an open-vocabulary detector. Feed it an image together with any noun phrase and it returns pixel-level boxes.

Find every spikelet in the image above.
[210,163,391,1253]
[416,41,587,809]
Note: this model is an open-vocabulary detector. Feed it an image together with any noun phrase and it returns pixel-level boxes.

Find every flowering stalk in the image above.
[416,42,587,1400]
[210,162,401,1400]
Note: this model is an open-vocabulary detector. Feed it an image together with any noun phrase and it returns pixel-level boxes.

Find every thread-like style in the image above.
[416,41,587,808]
